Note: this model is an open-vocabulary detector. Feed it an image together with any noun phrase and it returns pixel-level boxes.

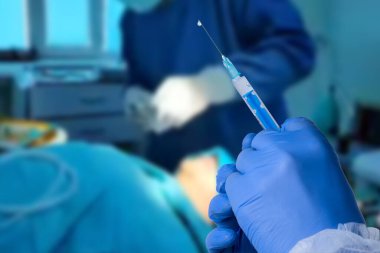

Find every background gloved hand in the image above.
[152,66,236,134]
[124,86,156,132]
[207,118,364,253]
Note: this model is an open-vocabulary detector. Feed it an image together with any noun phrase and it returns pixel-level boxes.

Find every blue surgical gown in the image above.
[121,0,315,170]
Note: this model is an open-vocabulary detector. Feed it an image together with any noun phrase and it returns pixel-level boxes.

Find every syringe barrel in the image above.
[232,76,280,131]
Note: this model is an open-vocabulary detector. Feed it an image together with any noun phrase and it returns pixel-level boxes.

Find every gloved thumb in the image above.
[282,117,317,132]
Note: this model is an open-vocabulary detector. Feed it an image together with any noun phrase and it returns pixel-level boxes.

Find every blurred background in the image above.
[0,0,380,250]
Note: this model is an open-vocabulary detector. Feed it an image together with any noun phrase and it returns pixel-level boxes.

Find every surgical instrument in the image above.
[197,20,280,131]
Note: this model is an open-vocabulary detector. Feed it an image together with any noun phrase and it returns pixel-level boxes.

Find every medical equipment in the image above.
[197,20,280,131]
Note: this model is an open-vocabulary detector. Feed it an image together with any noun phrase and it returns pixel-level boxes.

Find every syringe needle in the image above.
[197,20,223,57]
[196,20,279,130]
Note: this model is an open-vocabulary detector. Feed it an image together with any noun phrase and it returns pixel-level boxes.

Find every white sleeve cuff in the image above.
[290,223,380,253]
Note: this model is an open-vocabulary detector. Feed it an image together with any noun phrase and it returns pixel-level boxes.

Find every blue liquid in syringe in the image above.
[242,91,280,130]
[197,19,280,131]
[221,54,280,130]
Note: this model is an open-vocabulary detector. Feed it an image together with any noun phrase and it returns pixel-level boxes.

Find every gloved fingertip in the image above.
[224,172,241,195]
[236,149,257,174]
[242,133,256,150]
[250,130,278,150]
[206,228,237,252]
[282,117,316,132]
[209,194,233,222]
[217,164,237,193]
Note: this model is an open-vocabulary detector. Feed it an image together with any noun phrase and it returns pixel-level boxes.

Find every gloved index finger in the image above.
[281,117,316,132]
[209,194,234,223]
[235,149,268,174]
[242,133,256,150]
[250,130,279,150]
[216,164,237,193]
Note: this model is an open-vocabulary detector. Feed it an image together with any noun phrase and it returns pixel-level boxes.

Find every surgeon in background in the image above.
[122,0,315,170]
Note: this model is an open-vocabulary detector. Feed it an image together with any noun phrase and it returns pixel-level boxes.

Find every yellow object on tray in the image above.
[0,119,60,150]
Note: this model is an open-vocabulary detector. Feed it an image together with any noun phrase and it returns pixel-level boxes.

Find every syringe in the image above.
[222,56,280,130]
[198,20,280,131]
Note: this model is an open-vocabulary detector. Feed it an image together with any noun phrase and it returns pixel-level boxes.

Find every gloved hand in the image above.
[206,161,257,253]
[208,118,364,253]
[152,66,235,133]
[207,195,257,253]
[124,86,156,132]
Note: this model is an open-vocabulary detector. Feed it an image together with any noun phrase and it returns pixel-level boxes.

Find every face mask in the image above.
[119,0,162,13]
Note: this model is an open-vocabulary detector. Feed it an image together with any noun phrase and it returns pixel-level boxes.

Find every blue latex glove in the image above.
[206,163,258,253]
[207,118,364,253]
[206,135,259,253]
